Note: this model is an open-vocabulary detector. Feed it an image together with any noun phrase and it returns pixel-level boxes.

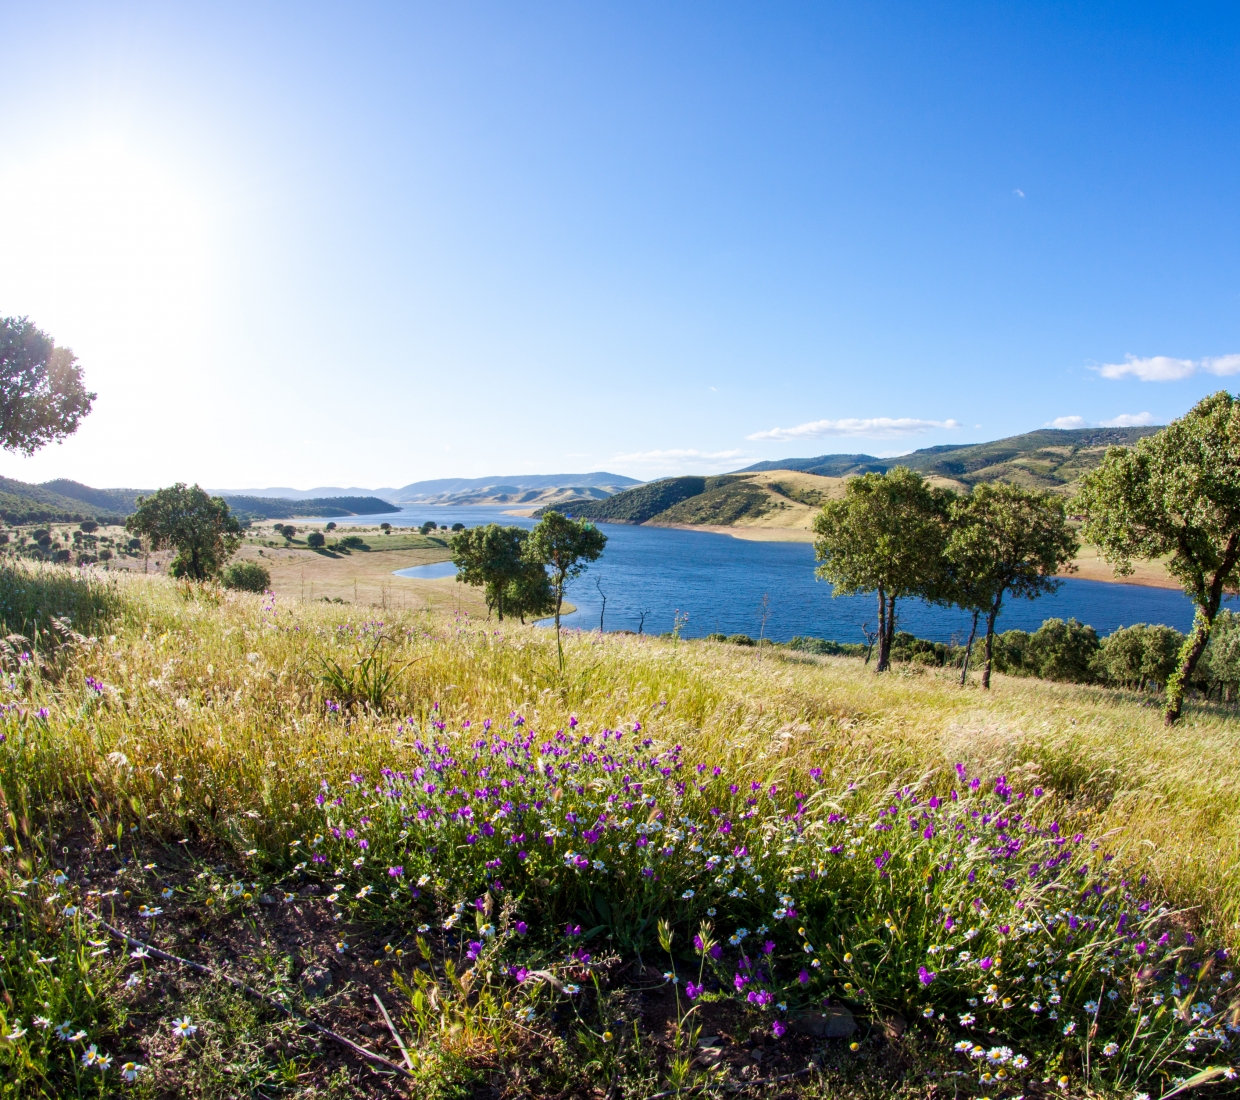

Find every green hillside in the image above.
[739,425,1160,493]
[0,476,398,527]
[650,478,775,525]
[222,495,397,520]
[551,476,711,523]
[0,477,126,525]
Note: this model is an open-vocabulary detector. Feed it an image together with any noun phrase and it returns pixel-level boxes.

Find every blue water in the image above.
[366,506,1211,643]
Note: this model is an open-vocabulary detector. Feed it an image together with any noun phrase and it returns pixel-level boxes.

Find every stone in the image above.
[299,966,333,998]
[881,1013,908,1040]
[791,1005,856,1039]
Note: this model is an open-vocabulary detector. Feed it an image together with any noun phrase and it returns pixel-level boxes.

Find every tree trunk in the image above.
[553,574,565,670]
[960,609,980,686]
[1164,608,1213,724]
[981,595,1003,690]
[1165,535,1240,724]
[875,587,890,671]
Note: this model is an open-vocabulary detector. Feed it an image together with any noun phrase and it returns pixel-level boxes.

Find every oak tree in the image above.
[527,511,607,668]
[944,483,1078,688]
[1076,391,1240,724]
[125,484,242,581]
[0,316,95,454]
[812,467,947,671]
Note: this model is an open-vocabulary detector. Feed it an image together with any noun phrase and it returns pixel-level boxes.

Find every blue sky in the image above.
[0,2,1237,489]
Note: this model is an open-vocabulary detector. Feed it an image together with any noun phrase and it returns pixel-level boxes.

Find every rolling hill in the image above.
[738,425,1161,493]
[0,476,397,526]
[553,425,1165,536]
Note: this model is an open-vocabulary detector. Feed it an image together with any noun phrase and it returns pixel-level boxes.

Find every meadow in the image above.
[0,563,1236,1098]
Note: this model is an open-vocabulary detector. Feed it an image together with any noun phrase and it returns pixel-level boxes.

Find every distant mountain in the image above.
[211,486,399,500]
[391,472,641,503]
[737,426,1163,492]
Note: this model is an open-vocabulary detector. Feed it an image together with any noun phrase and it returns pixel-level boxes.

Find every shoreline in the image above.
[634,521,1182,591]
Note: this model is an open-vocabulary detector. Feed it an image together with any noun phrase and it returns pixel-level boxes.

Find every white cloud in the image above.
[612,448,746,464]
[1045,412,1156,430]
[1095,353,1240,382]
[1099,412,1155,427]
[1014,188,1025,198]
[747,417,962,442]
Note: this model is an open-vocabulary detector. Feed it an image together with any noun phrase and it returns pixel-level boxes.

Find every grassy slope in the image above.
[1,570,1237,1097]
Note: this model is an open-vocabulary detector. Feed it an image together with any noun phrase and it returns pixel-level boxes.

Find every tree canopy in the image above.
[125,484,242,581]
[450,524,532,621]
[812,467,948,671]
[944,482,1078,687]
[1076,390,1240,723]
[528,512,607,667]
[0,317,96,455]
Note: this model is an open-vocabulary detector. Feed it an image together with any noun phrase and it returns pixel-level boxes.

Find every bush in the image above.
[79,520,98,533]
[338,535,366,550]
[221,561,271,593]
[726,633,756,646]
[306,531,326,549]
[784,636,869,657]
[890,631,958,667]
[1031,618,1100,682]
[325,521,337,531]
[1097,623,1183,691]
[451,522,465,531]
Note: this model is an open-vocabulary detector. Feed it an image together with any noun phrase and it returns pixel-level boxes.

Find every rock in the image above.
[791,1005,857,1039]
[299,966,333,998]
[257,894,276,906]
[881,1013,907,1041]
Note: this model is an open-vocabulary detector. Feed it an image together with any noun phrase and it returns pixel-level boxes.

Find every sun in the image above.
[0,134,214,341]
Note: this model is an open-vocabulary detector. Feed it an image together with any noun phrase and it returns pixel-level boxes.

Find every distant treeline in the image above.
[222,495,398,520]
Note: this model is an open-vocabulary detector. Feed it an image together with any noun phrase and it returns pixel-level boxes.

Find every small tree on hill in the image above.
[0,316,95,454]
[944,483,1078,688]
[504,559,557,624]
[527,512,607,668]
[306,531,326,549]
[450,524,530,621]
[1076,390,1240,724]
[812,468,948,671]
[125,484,241,581]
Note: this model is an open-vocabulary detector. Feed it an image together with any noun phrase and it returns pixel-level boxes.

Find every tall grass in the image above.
[0,560,123,639]
[1,569,1238,1095]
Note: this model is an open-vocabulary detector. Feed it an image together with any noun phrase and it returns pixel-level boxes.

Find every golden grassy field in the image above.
[1,566,1237,1098]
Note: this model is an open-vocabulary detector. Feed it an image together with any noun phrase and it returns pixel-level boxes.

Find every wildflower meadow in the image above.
[0,562,1237,1098]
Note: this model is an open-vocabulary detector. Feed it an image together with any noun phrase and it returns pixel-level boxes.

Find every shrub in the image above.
[1097,623,1182,691]
[451,522,465,531]
[221,561,271,593]
[338,534,366,550]
[380,522,392,532]
[79,520,98,533]
[306,531,326,549]
[325,521,337,531]
[1030,617,1100,682]
[784,636,869,657]
[726,633,756,646]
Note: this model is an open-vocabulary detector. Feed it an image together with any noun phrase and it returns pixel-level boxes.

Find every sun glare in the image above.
[0,136,214,341]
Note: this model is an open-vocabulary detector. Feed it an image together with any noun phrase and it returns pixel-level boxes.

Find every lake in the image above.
[337,506,1212,643]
